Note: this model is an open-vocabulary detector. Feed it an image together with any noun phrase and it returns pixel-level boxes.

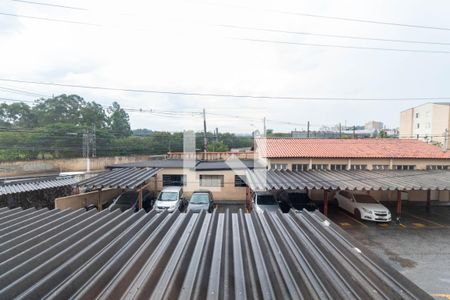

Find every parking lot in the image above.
[328,205,450,299]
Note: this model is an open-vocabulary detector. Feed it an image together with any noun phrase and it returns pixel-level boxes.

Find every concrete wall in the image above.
[156,168,247,201]
[0,155,150,177]
[55,188,122,210]
[399,108,414,139]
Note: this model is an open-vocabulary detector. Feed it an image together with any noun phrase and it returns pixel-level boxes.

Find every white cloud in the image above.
[1,0,450,132]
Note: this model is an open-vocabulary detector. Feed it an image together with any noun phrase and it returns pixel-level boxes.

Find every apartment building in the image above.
[364,120,384,131]
[400,102,450,148]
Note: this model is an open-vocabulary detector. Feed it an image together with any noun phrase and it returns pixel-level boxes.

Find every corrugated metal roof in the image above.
[108,159,264,170]
[0,177,77,196]
[246,169,450,191]
[78,167,160,190]
[0,207,431,300]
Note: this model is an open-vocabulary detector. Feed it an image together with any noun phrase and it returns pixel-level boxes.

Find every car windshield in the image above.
[116,192,137,204]
[158,192,178,201]
[190,193,209,204]
[258,195,277,205]
[354,194,378,203]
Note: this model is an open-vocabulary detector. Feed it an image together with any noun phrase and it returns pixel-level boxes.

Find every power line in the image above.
[11,0,88,11]
[4,10,450,55]
[1,78,449,101]
[200,1,450,32]
[219,24,450,46]
[12,0,450,33]
[233,37,450,54]
[0,12,100,26]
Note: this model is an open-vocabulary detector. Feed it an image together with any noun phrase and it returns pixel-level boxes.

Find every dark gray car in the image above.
[109,190,154,212]
[187,191,214,213]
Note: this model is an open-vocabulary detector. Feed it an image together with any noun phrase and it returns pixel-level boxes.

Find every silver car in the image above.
[154,186,186,213]
[187,191,214,213]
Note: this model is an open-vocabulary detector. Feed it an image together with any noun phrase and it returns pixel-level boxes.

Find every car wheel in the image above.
[354,209,362,220]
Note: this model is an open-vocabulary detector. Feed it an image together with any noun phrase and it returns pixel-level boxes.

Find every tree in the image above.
[207,141,230,152]
[33,94,85,126]
[108,102,131,137]
[80,101,108,129]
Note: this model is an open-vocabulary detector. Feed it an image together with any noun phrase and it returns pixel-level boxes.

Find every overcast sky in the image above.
[1,0,450,133]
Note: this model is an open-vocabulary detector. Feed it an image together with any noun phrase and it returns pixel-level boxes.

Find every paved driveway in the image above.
[327,205,450,299]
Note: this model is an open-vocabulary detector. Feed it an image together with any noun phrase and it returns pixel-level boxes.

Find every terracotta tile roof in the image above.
[256,138,450,159]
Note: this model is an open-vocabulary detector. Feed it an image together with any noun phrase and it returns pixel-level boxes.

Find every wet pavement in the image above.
[327,205,450,299]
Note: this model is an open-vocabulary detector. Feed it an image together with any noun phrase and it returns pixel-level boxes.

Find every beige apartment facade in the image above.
[400,102,450,148]
[155,167,248,201]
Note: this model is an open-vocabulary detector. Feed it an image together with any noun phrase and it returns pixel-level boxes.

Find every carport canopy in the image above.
[77,167,161,209]
[245,169,450,217]
[78,167,160,190]
[246,169,450,191]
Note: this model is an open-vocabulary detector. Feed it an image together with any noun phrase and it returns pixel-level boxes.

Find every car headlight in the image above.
[362,208,372,214]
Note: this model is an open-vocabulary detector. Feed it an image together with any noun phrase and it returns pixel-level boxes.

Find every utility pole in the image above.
[353,126,356,139]
[307,121,310,138]
[444,128,449,152]
[339,123,342,139]
[215,128,219,143]
[92,124,96,158]
[263,117,267,137]
[203,108,208,152]
[82,130,91,172]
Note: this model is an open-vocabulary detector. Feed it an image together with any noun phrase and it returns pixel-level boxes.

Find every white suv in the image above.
[335,191,391,222]
[154,186,186,213]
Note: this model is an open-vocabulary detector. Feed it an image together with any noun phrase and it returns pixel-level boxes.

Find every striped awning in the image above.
[246,169,450,191]
[77,167,160,190]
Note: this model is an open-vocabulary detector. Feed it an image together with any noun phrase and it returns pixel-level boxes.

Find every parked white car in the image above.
[335,191,391,222]
[154,186,186,213]
[252,192,279,213]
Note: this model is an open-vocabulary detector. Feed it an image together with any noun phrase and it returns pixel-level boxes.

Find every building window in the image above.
[311,164,328,170]
[416,112,419,118]
[426,165,449,170]
[373,165,389,170]
[292,164,309,171]
[200,175,224,187]
[416,123,420,129]
[350,165,367,170]
[235,175,247,187]
[330,164,347,171]
[271,163,288,170]
[162,174,186,186]
[394,165,416,170]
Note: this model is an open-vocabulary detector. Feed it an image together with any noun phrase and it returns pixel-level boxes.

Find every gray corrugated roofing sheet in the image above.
[0,207,431,300]
[0,177,77,196]
[77,167,160,190]
[108,159,185,169]
[108,159,265,170]
[246,169,450,191]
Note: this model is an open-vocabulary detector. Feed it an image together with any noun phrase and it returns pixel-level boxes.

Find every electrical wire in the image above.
[11,0,87,11]
[218,24,450,46]
[199,1,450,32]
[1,78,449,101]
[233,37,450,54]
